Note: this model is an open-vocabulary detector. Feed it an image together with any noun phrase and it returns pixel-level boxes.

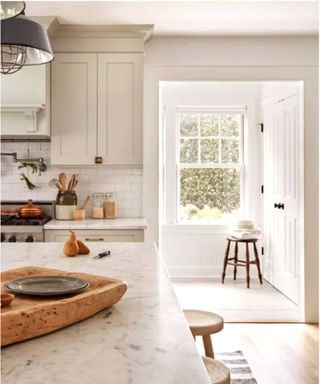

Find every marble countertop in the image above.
[44,218,148,230]
[1,242,210,384]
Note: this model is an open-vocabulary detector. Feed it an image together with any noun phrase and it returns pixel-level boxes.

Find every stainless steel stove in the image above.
[1,201,54,242]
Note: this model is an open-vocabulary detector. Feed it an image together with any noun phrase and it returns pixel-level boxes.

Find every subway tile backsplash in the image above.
[0,142,143,218]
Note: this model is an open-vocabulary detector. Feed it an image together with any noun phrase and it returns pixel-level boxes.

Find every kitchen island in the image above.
[1,242,210,384]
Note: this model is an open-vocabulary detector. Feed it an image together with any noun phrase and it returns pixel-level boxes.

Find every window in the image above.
[177,109,244,222]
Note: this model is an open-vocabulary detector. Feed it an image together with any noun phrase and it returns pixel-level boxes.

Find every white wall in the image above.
[143,36,318,322]
[1,142,143,218]
[160,81,262,279]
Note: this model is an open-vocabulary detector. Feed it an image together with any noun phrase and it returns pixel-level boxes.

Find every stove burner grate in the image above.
[1,215,52,226]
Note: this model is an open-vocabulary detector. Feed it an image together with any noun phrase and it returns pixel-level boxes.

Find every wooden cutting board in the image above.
[1,266,127,346]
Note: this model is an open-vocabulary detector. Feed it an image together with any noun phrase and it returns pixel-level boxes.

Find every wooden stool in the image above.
[184,309,224,358]
[221,237,263,288]
[202,356,231,384]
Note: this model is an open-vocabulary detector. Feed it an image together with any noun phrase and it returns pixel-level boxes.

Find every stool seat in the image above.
[226,236,257,243]
[184,310,224,358]
[202,356,231,384]
[184,310,224,336]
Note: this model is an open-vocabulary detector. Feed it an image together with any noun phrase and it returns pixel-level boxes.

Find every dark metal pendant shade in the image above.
[0,1,25,20]
[1,15,54,74]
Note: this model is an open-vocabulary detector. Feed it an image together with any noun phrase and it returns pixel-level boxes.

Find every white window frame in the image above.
[162,101,249,226]
[176,107,245,223]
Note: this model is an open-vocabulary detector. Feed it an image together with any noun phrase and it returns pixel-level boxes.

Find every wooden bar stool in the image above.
[183,309,224,358]
[221,237,263,288]
[202,356,231,384]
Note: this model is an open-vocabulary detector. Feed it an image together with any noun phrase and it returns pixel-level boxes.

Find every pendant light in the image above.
[0,1,25,20]
[0,13,54,74]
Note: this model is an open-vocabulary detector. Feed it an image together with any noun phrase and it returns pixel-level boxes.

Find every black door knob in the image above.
[279,203,285,209]
[25,235,35,242]
[8,235,17,242]
[274,203,280,208]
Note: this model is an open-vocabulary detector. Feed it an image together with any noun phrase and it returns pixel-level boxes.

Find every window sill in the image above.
[161,223,231,235]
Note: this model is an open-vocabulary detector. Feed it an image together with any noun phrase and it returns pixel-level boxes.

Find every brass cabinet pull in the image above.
[85,238,104,241]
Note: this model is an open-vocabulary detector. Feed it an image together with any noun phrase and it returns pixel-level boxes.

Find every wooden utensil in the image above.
[67,177,73,192]
[59,173,67,192]
[72,174,79,191]
[69,174,76,191]
[80,196,90,210]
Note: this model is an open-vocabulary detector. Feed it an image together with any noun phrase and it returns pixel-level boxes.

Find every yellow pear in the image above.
[77,240,90,255]
[63,230,79,257]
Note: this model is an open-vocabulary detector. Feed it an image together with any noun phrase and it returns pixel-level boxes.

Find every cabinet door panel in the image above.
[51,54,97,165]
[97,54,143,165]
[45,229,144,242]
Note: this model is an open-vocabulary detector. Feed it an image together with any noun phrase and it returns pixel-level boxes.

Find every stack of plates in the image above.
[230,220,261,240]
[233,220,254,231]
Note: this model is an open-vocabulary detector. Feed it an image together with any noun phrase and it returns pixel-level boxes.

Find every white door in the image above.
[51,54,97,165]
[97,54,143,165]
[263,94,301,303]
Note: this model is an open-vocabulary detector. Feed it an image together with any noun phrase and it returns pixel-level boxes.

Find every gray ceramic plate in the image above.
[4,276,89,296]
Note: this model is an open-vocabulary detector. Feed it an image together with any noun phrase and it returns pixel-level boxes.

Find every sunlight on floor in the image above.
[172,277,301,322]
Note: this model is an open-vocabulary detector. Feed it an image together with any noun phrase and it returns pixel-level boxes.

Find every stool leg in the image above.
[246,242,250,288]
[222,240,231,284]
[202,334,214,358]
[233,241,238,280]
[253,242,263,284]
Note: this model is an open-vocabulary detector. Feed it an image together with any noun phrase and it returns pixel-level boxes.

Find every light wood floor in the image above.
[195,323,319,384]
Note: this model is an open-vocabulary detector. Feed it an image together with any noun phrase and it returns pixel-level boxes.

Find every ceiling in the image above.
[26,1,318,36]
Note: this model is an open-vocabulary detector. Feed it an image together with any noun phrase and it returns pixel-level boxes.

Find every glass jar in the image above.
[91,193,104,219]
[104,192,117,219]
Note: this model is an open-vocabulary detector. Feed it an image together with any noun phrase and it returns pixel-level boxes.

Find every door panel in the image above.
[51,54,97,165]
[263,95,299,303]
[97,54,143,165]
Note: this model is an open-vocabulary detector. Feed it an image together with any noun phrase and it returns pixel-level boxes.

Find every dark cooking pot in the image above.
[1,199,43,218]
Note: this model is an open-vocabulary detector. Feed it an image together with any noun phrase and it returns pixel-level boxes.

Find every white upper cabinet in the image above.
[1,65,50,138]
[97,54,143,165]
[51,53,143,166]
[51,54,97,165]
[1,65,47,106]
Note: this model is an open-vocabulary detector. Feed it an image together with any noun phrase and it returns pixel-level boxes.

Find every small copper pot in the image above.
[1,199,43,218]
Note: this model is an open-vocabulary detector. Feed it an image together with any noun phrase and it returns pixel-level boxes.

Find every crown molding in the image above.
[46,19,154,42]
[31,16,58,31]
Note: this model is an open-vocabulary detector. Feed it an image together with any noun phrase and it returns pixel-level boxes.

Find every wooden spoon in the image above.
[67,177,73,192]
[80,196,91,210]
[59,173,67,192]
[72,174,79,190]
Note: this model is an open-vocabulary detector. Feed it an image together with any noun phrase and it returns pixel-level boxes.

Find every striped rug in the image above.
[215,351,258,384]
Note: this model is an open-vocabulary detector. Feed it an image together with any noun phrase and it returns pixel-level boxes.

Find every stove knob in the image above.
[1,233,5,243]
[25,235,35,243]
[8,235,17,243]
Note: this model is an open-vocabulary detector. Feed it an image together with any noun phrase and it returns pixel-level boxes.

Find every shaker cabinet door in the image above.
[97,54,143,165]
[51,54,97,165]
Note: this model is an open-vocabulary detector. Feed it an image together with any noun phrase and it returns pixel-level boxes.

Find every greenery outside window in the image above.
[177,109,244,222]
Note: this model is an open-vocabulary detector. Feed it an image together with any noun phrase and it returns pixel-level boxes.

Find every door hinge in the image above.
[261,185,264,194]
[261,246,264,255]
[258,123,264,133]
